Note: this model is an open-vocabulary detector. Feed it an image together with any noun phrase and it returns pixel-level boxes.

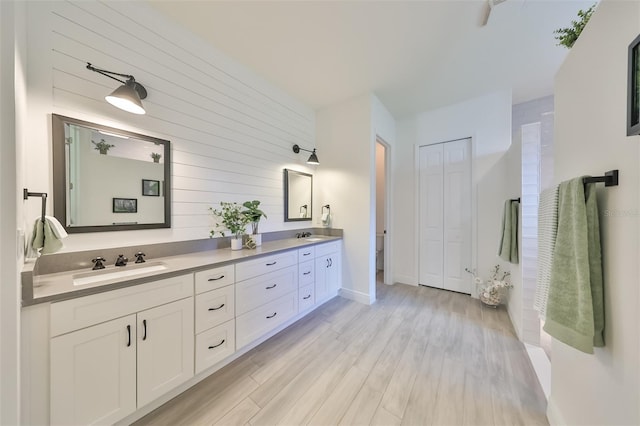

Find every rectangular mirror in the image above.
[284,169,312,222]
[52,114,171,233]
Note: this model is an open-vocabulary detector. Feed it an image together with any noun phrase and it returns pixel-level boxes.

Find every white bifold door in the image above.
[419,139,471,294]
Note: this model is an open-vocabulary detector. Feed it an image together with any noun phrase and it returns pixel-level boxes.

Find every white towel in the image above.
[321,212,330,227]
[45,216,68,240]
[31,217,65,255]
[534,185,559,319]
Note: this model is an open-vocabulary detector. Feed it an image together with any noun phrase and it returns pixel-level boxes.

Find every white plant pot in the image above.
[252,233,262,247]
[230,237,243,251]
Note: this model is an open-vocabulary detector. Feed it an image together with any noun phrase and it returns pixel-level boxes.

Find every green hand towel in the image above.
[543,178,604,353]
[31,219,63,255]
[498,200,519,264]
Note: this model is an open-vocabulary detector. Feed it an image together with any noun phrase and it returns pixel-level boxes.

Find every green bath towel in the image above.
[543,178,604,354]
[31,219,63,255]
[498,199,519,264]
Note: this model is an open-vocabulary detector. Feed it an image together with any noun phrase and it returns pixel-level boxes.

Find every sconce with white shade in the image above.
[86,63,147,115]
[292,144,319,165]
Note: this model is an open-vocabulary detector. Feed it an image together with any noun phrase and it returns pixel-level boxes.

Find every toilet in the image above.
[376,233,384,271]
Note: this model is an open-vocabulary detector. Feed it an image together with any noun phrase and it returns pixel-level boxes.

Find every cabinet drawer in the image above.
[315,241,340,257]
[299,260,314,287]
[195,285,235,334]
[298,247,315,262]
[235,250,297,282]
[299,284,315,312]
[195,319,235,375]
[51,274,194,337]
[194,264,235,294]
[236,292,298,349]
[236,266,297,316]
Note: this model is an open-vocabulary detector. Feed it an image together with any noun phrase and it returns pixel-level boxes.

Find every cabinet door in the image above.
[326,250,341,294]
[137,298,194,407]
[315,255,330,302]
[51,315,136,425]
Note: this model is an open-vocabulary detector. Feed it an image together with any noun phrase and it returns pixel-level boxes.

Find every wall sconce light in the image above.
[86,63,147,115]
[292,144,319,165]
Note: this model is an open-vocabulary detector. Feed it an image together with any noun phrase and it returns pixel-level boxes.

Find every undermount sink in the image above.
[72,262,168,286]
[303,237,326,242]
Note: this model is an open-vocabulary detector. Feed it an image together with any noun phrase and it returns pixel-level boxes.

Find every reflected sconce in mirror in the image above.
[292,144,319,165]
[86,62,148,115]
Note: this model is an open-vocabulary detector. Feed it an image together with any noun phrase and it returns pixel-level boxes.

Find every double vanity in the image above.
[21,235,342,425]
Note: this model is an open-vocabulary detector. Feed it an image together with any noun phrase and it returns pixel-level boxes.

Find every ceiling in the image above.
[149,0,595,118]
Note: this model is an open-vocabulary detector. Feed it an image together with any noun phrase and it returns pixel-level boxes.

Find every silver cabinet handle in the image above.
[303,294,311,300]
[208,304,225,311]
[208,339,225,349]
[266,312,277,319]
[266,261,277,266]
[207,275,225,281]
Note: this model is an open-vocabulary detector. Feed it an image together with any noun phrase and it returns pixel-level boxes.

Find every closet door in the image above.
[443,139,471,293]
[418,144,444,288]
[419,139,471,294]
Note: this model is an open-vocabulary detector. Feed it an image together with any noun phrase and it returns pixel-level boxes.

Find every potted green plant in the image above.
[554,4,595,49]
[151,152,162,163]
[242,200,267,247]
[92,138,115,155]
[210,202,250,250]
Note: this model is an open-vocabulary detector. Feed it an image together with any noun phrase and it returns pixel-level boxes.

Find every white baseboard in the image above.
[394,274,416,286]
[339,287,375,305]
[546,396,566,426]
[524,343,550,400]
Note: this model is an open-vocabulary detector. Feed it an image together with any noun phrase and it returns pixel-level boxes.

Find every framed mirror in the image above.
[284,169,312,222]
[52,114,171,233]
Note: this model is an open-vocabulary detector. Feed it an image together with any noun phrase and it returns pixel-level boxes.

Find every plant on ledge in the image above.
[242,200,267,235]
[92,138,115,155]
[210,202,250,250]
[554,4,596,49]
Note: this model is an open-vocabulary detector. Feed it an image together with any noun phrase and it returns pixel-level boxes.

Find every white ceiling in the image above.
[149,0,595,118]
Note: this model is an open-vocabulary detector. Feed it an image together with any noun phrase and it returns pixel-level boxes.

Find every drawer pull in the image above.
[302,252,311,256]
[266,312,277,319]
[303,294,311,300]
[266,261,277,266]
[207,275,225,281]
[265,284,277,290]
[303,271,311,275]
[208,339,225,349]
[126,325,131,347]
[142,319,147,341]
[208,304,225,311]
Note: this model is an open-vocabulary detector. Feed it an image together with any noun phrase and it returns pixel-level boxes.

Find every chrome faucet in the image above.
[115,254,128,267]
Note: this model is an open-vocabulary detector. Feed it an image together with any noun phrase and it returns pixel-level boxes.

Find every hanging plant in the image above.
[554,4,596,49]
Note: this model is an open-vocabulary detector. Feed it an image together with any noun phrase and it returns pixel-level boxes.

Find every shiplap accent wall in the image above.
[25,1,316,252]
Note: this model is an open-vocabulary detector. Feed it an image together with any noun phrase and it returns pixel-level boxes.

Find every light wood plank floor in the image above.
[134,282,547,426]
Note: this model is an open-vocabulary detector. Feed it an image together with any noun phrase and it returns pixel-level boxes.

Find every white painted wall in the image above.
[22,1,316,254]
[316,93,395,304]
[1,1,27,423]
[549,1,640,424]
[394,90,512,292]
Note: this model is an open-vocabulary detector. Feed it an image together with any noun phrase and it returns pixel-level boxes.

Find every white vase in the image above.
[230,237,243,251]
[252,233,262,247]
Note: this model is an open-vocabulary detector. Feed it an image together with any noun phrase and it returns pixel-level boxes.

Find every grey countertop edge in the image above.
[22,236,342,307]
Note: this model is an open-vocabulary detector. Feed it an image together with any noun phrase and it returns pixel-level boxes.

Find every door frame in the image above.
[414,136,477,295]
[375,136,393,285]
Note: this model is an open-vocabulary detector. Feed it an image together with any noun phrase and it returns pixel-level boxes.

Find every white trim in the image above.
[375,136,393,286]
[546,395,566,426]
[339,287,375,305]
[524,343,550,400]
[395,274,418,286]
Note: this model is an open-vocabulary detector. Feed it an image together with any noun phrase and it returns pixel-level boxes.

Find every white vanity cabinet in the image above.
[49,274,194,425]
[235,252,300,349]
[315,242,342,304]
[194,265,236,374]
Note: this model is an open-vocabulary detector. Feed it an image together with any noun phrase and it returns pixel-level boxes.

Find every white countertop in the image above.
[24,236,341,306]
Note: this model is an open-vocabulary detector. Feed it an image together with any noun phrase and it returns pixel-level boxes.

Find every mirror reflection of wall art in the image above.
[142,179,160,197]
[113,198,137,213]
[628,33,640,136]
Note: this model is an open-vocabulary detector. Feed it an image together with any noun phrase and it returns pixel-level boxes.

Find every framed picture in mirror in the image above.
[142,179,160,196]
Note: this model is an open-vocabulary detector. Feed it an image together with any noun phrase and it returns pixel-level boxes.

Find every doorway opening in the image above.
[375,138,392,285]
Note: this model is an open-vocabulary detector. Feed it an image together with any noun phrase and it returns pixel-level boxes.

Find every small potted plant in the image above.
[210,202,250,250]
[151,152,162,163]
[92,138,115,155]
[465,265,513,307]
[242,200,267,247]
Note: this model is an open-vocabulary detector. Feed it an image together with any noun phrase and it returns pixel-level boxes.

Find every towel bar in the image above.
[582,170,619,187]
[510,197,521,203]
[23,188,47,222]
